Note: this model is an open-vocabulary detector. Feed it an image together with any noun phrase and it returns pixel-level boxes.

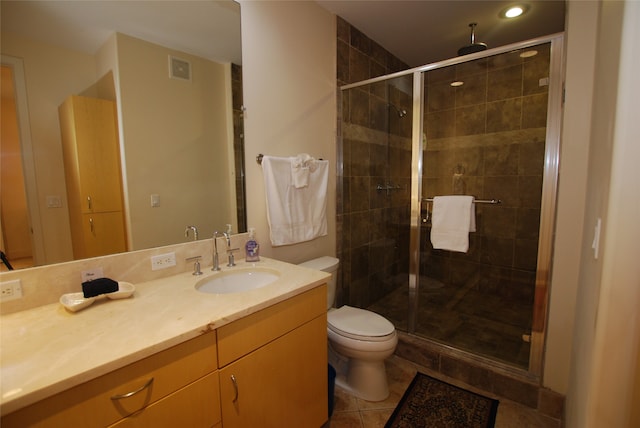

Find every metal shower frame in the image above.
[340,32,565,377]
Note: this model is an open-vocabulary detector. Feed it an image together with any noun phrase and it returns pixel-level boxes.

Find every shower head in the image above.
[457,23,487,56]
[388,103,407,118]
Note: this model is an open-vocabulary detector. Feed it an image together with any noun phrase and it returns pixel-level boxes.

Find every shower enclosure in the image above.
[338,34,563,374]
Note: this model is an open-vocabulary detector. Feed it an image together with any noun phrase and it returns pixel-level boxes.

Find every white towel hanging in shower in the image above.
[430,195,476,253]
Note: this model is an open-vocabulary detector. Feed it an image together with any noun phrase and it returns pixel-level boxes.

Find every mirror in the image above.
[0,1,245,270]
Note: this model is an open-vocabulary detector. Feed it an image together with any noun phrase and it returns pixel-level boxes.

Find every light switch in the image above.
[150,194,161,207]
[46,195,62,208]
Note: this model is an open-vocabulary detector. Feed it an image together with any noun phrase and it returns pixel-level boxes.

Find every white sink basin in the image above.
[195,267,280,294]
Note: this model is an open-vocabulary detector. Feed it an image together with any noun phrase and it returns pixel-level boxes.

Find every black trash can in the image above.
[328,364,336,417]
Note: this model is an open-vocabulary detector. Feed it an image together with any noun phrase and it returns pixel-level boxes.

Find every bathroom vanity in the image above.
[0,258,329,427]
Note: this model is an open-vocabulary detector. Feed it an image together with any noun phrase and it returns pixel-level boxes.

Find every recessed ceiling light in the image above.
[500,4,529,19]
[450,81,464,87]
[506,6,523,17]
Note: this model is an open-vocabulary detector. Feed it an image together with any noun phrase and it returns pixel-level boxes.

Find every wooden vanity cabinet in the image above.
[58,95,127,259]
[1,331,220,428]
[2,285,328,428]
[217,285,328,428]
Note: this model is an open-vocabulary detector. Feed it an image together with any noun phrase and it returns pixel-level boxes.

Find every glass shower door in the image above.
[341,74,414,331]
[417,43,553,369]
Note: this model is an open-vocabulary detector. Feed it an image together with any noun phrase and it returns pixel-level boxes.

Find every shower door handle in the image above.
[421,199,431,223]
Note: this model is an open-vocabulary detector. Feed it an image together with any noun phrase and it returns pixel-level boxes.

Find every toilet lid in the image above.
[327,305,395,339]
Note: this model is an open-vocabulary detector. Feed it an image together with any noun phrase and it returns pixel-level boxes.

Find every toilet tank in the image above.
[298,256,339,310]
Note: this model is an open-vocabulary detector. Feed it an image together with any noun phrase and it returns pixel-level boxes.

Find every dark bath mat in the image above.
[385,372,499,428]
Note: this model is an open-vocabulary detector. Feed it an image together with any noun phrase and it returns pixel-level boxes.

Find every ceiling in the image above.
[1,1,565,70]
[1,1,242,65]
[316,0,566,67]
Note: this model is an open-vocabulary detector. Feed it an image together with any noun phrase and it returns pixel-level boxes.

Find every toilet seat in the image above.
[328,306,395,342]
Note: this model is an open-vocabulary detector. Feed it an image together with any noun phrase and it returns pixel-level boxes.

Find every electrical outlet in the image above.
[151,252,176,270]
[1,279,23,302]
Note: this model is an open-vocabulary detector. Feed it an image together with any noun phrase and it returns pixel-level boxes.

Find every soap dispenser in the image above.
[245,228,260,262]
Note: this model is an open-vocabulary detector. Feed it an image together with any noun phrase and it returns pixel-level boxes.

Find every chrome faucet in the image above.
[212,231,222,271]
[184,225,198,241]
[223,232,239,267]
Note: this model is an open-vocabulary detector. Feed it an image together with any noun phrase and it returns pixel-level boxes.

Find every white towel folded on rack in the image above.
[430,195,476,253]
[291,153,317,188]
[261,155,328,246]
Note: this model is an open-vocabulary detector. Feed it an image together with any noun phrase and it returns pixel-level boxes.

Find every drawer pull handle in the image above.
[111,377,154,400]
[87,196,92,210]
[231,374,238,402]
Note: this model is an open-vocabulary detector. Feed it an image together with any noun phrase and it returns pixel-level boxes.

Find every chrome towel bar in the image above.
[422,197,501,204]
[256,153,324,165]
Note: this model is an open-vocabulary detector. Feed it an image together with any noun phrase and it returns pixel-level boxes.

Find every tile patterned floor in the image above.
[329,355,561,428]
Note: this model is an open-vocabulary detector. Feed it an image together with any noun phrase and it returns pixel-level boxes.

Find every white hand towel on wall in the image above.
[430,195,476,253]
[261,155,328,246]
[291,153,315,188]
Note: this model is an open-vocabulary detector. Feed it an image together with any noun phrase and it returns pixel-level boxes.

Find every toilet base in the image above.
[329,344,390,402]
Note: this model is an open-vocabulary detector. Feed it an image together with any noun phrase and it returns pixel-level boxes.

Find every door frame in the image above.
[1,55,45,266]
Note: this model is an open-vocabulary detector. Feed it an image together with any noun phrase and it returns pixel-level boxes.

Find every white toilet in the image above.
[299,256,398,402]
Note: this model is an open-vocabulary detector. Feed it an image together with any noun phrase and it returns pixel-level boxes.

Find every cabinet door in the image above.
[65,96,124,213]
[77,212,127,258]
[219,315,327,428]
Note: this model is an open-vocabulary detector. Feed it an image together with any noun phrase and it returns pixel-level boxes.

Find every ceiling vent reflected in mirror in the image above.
[169,55,191,81]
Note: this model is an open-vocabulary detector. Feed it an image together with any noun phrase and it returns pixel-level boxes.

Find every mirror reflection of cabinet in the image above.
[59,95,127,259]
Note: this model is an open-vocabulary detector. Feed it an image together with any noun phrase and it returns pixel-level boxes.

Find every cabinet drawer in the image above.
[217,285,326,367]
[2,331,217,428]
[108,371,221,428]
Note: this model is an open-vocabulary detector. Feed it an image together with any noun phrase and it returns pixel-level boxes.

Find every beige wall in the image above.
[240,1,337,263]
[544,1,599,394]
[565,1,640,426]
[114,34,235,249]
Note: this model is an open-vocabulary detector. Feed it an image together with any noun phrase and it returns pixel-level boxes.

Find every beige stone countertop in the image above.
[0,257,329,415]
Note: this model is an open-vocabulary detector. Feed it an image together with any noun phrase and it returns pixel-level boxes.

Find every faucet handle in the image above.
[186,256,203,276]
[226,248,239,267]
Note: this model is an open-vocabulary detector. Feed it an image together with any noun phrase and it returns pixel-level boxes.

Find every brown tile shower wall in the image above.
[337,17,412,308]
[422,44,551,314]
